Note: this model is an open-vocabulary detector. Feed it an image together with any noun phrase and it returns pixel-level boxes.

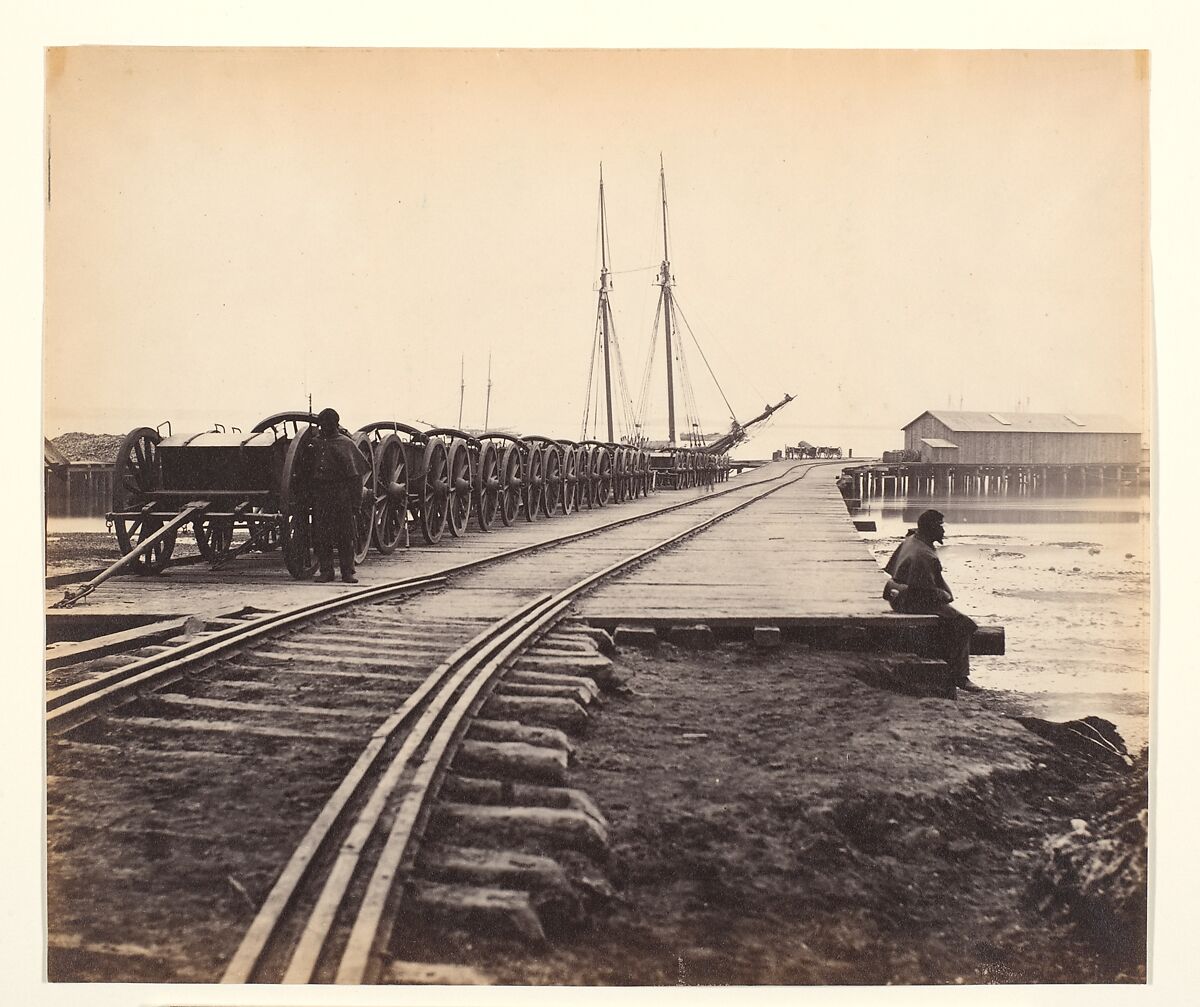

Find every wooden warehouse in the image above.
[902,411,1142,466]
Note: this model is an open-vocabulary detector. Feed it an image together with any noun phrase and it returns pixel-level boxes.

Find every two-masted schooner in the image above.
[580,158,793,487]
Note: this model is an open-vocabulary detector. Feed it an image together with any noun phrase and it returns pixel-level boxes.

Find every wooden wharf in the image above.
[843,461,1149,501]
[46,464,797,652]
[47,461,1000,670]
[577,462,908,630]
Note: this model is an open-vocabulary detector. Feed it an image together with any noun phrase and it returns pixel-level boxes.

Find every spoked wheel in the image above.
[475,440,501,532]
[539,444,562,518]
[592,447,612,506]
[111,427,176,574]
[523,445,544,521]
[280,427,318,579]
[446,439,474,538]
[575,446,591,509]
[351,433,378,565]
[372,434,408,555]
[418,438,450,544]
[247,507,282,552]
[193,516,234,563]
[498,444,521,527]
[560,445,577,515]
[618,449,632,503]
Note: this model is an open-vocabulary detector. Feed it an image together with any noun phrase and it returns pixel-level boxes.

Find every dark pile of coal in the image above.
[52,432,126,464]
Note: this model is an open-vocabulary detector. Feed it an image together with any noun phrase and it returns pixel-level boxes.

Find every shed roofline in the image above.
[902,410,935,430]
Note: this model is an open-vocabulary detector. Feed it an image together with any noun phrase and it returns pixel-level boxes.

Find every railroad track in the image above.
[46,461,828,983]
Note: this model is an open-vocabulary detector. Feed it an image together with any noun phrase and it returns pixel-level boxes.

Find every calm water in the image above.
[855,493,1152,751]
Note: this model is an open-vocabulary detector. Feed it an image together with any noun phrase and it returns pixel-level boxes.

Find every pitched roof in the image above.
[904,410,1141,434]
[43,437,70,472]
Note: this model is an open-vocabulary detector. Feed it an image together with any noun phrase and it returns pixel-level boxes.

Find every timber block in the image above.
[440,775,608,827]
[559,624,616,657]
[853,519,877,532]
[467,718,574,757]
[669,624,716,650]
[432,803,609,861]
[752,625,783,650]
[510,653,614,686]
[417,844,571,893]
[481,695,589,732]
[497,680,597,708]
[453,740,569,785]
[384,961,496,985]
[509,669,602,702]
[970,626,1006,656]
[405,880,546,945]
[613,625,660,650]
[856,657,957,699]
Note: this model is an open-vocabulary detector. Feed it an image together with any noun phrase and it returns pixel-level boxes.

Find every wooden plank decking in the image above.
[575,464,906,626]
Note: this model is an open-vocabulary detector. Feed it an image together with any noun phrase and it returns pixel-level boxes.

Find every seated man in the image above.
[883,508,980,689]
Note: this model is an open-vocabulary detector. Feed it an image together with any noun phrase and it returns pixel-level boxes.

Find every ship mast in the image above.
[483,351,493,429]
[656,155,678,445]
[457,355,465,428]
[598,164,616,442]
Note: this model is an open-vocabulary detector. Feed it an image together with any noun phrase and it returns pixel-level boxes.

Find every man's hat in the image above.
[917,509,945,535]
[316,407,340,429]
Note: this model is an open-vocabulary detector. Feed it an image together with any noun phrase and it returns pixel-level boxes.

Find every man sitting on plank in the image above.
[883,508,980,690]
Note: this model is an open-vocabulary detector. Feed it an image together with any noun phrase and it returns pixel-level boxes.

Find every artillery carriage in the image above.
[105,412,378,583]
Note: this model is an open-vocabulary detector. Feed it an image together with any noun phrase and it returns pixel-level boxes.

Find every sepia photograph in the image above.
[14,5,1197,1003]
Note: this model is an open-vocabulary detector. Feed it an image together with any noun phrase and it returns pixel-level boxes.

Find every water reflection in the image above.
[855,494,1149,527]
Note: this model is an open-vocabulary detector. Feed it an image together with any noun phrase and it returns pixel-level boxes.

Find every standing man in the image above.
[883,509,980,689]
[308,408,369,584]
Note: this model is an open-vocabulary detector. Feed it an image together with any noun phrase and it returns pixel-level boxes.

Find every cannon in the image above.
[103,412,377,583]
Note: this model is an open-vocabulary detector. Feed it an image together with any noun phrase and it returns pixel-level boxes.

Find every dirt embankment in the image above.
[414,642,1146,985]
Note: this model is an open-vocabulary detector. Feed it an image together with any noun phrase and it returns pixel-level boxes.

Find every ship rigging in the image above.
[580,159,792,457]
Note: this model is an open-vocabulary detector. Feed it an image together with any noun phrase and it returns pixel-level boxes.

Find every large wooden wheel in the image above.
[193,516,234,563]
[498,444,521,527]
[560,444,577,515]
[446,438,474,538]
[372,434,408,554]
[539,443,562,518]
[522,444,544,522]
[280,427,317,579]
[475,440,500,531]
[591,446,612,506]
[351,433,377,565]
[111,427,176,574]
[576,446,593,510]
[418,438,450,544]
[611,449,624,504]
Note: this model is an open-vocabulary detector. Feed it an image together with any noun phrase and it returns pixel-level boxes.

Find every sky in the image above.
[42,47,1149,458]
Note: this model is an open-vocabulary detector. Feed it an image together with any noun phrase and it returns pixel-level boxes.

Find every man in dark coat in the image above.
[309,407,370,583]
[883,509,980,688]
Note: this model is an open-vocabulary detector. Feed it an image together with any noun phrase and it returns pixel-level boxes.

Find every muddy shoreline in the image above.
[406,641,1147,985]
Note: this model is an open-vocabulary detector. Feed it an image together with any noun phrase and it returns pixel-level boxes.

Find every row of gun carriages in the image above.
[106,411,732,579]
